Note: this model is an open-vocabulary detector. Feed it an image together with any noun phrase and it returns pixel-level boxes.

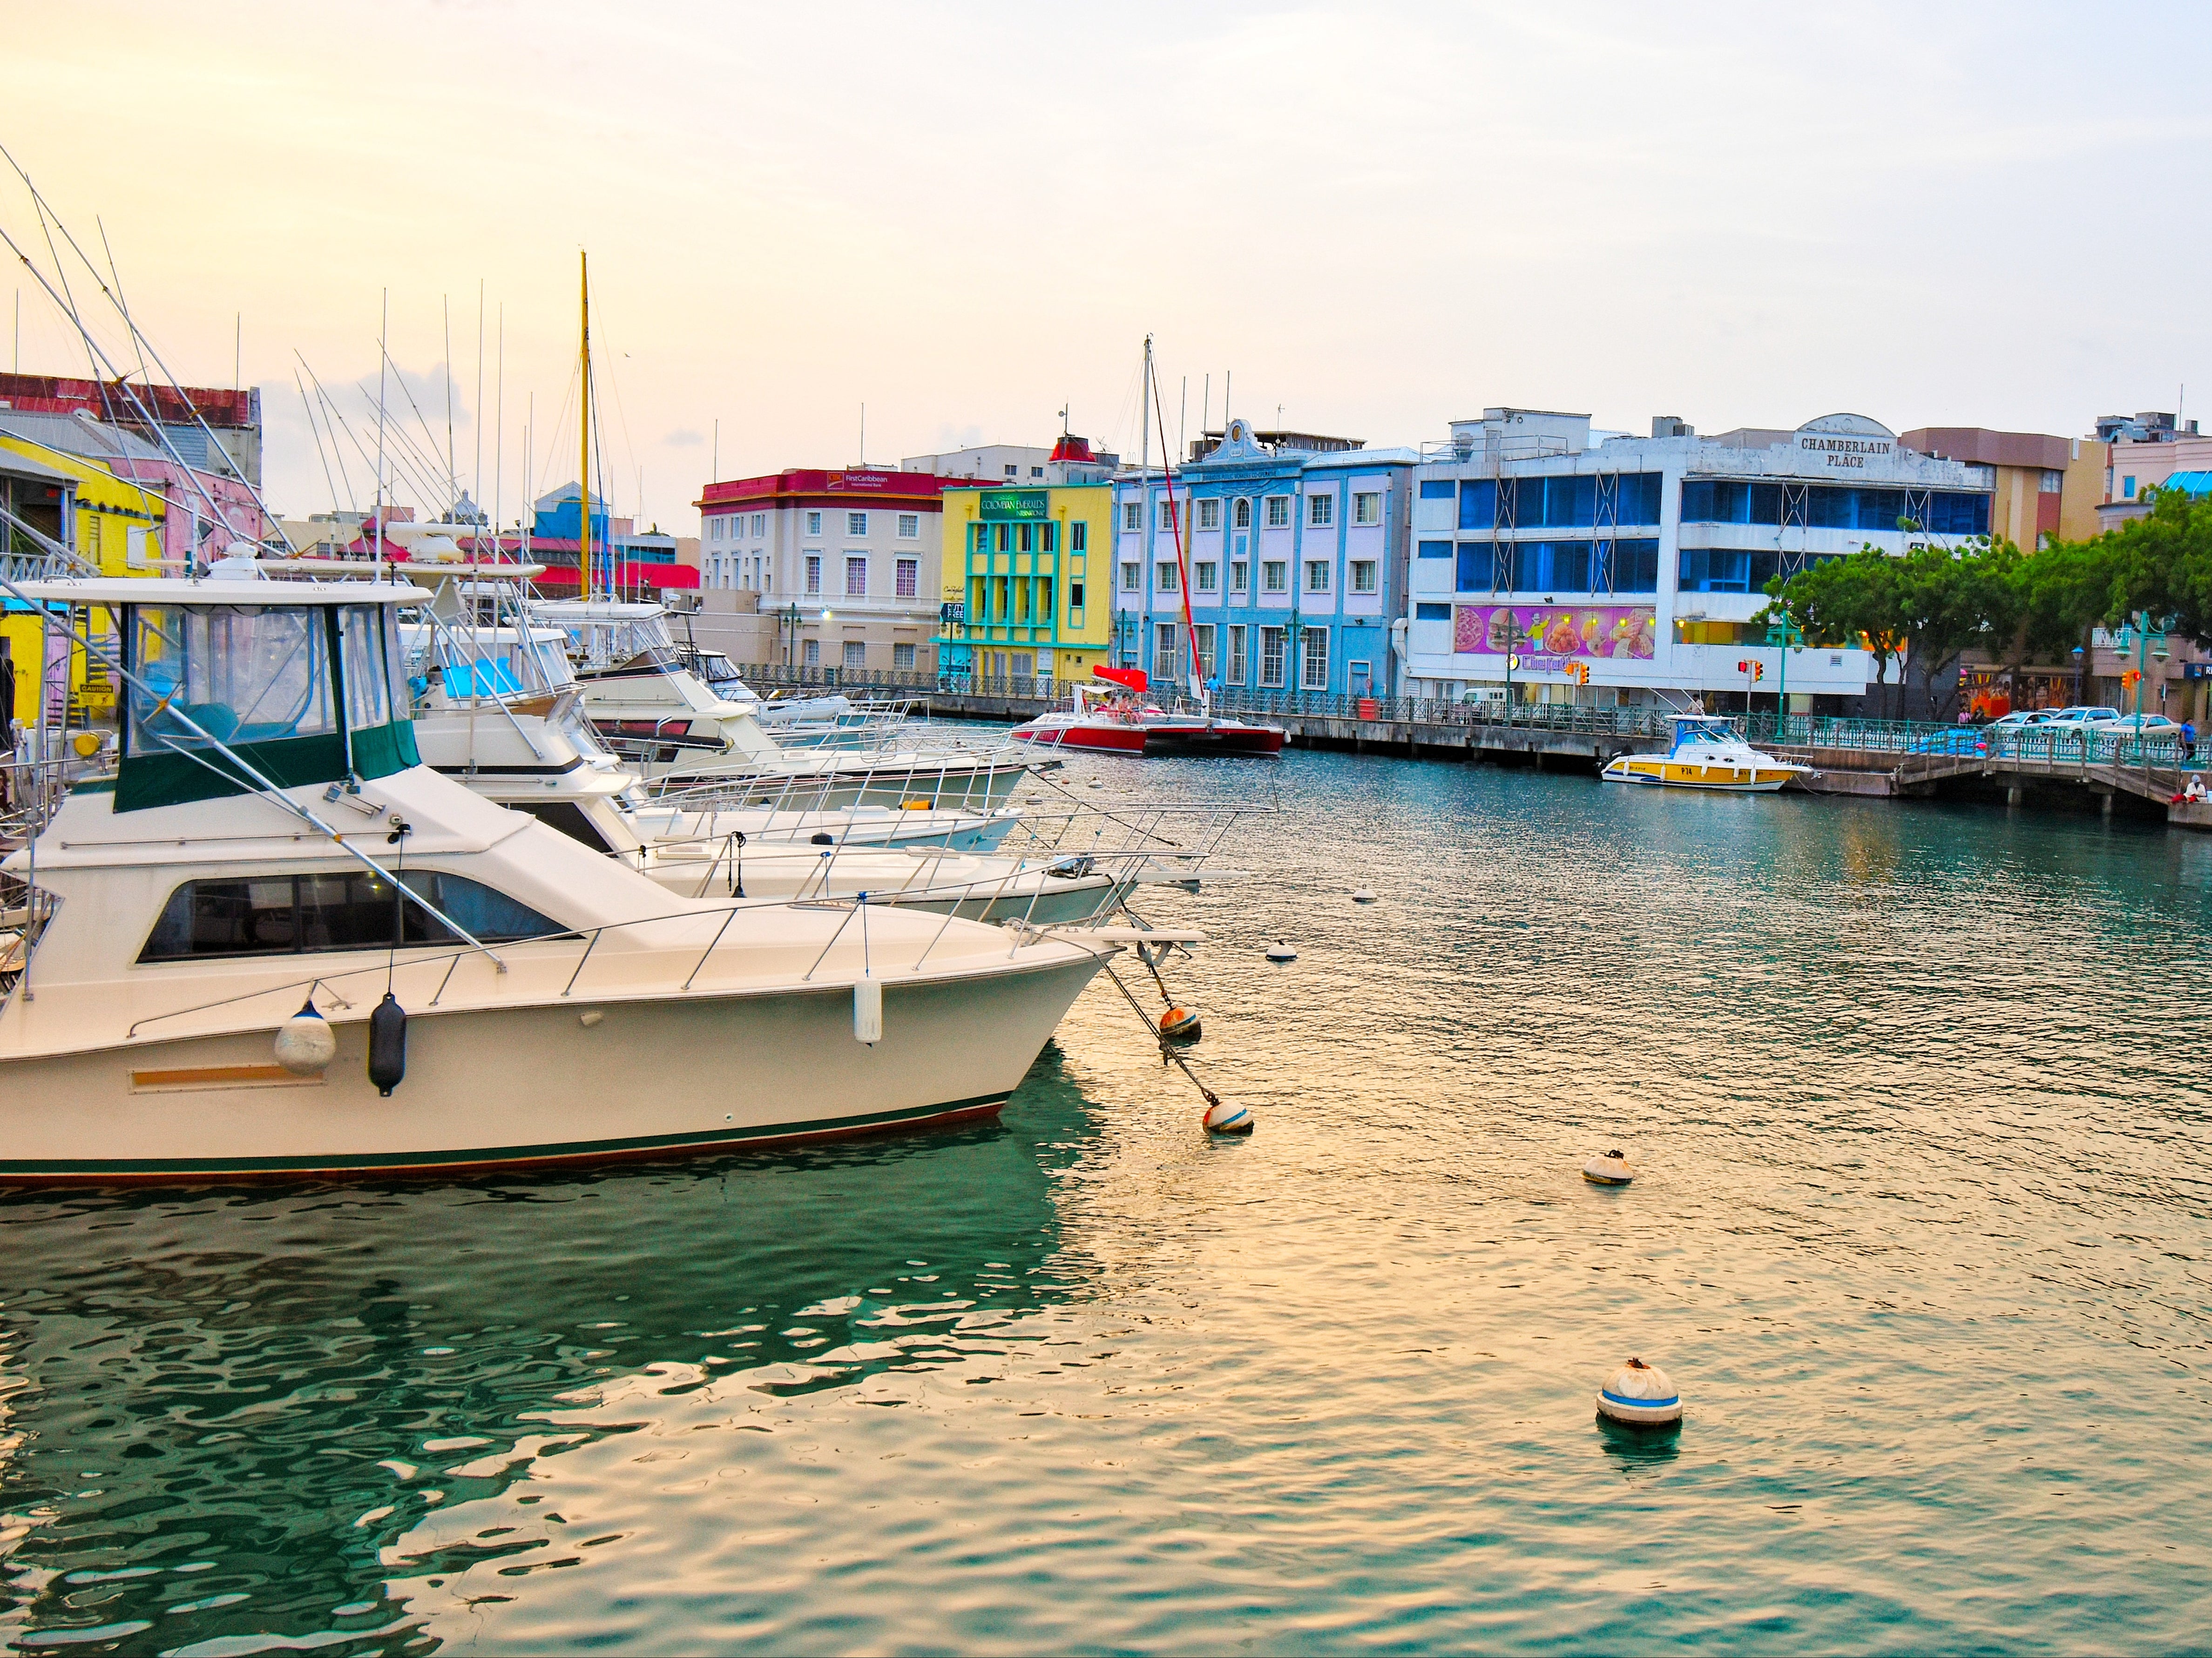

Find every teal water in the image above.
[4,751,2210,1654]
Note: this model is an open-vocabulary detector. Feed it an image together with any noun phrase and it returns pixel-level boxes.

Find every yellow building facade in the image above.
[935,484,1114,682]
[0,433,166,725]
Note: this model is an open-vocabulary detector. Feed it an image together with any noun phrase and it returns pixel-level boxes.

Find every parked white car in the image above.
[2106,713,2181,737]
[2037,705,2124,729]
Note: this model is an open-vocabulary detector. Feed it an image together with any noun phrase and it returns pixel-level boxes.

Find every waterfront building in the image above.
[901,433,1118,486]
[2091,411,2212,529]
[1405,410,1996,711]
[0,407,259,566]
[934,481,1115,684]
[694,467,956,672]
[528,483,695,602]
[0,372,261,486]
[1110,418,1415,700]
[1898,427,2105,547]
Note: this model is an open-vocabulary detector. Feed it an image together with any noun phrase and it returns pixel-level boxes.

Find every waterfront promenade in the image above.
[737,662,2207,827]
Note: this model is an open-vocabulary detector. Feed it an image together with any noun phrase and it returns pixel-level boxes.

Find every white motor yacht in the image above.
[1600,715,1813,792]
[531,599,1030,810]
[0,577,1115,1180]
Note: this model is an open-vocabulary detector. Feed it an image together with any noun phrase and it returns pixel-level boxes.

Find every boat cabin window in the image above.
[338,606,399,730]
[126,605,339,754]
[139,871,564,961]
[511,799,617,853]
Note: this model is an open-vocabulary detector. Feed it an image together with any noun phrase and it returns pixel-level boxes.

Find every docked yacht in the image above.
[1600,715,1812,792]
[1011,668,1288,756]
[0,577,1113,1179]
[532,599,1030,809]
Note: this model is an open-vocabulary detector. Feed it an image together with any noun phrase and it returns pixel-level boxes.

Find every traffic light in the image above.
[1564,662,1589,685]
[2121,669,2143,689]
[1738,660,1764,682]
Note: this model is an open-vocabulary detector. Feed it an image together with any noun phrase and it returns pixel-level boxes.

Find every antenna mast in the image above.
[579,251,593,600]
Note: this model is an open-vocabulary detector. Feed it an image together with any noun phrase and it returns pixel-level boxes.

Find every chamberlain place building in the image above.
[1111,419,1414,699]
[1404,410,1996,710]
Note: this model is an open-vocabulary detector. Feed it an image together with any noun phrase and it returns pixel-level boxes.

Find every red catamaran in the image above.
[1010,666,1287,754]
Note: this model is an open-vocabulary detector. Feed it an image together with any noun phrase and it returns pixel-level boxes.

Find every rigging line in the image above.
[345,382,443,509]
[294,368,344,517]
[0,147,294,548]
[22,188,101,389]
[493,302,505,550]
[0,217,264,550]
[93,216,151,388]
[594,318,644,525]
[376,339,459,508]
[360,384,450,506]
[442,292,456,510]
[534,358,581,494]
[473,279,485,528]
[295,355,360,507]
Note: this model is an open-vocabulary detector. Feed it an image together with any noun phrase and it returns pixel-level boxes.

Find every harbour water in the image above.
[4,748,2208,1653]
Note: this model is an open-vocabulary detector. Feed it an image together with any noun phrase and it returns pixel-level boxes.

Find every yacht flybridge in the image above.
[0,578,1116,1180]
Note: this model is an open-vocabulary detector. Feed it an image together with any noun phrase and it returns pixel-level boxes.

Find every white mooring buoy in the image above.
[1203,1098,1253,1135]
[1088,777,1104,789]
[1265,939,1298,962]
[1596,1356,1682,1427]
[1352,887,1377,903]
[1583,1148,1634,1185]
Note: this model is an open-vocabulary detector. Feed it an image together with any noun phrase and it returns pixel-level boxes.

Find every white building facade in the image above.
[695,467,952,672]
[1405,410,1996,710]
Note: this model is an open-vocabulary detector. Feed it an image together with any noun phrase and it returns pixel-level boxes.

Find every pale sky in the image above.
[7,1,2207,534]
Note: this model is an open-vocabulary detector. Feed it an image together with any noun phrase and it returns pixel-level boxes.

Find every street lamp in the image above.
[781,601,802,670]
[2112,611,2171,719]
[1766,612,1806,738]
[1499,610,1532,716]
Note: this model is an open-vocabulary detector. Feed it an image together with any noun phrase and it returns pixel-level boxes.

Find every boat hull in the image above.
[1010,720,1149,753]
[0,955,1097,1182]
[1601,757,1800,792]
[1140,720,1288,755]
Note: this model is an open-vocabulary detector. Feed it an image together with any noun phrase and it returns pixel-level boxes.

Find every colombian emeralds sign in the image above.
[979,489,1050,521]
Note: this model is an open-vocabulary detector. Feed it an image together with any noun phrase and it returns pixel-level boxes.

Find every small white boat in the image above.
[1601,715,1811,793]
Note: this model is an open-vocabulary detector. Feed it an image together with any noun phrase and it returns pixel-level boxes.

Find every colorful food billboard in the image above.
[1452,604,1656,661]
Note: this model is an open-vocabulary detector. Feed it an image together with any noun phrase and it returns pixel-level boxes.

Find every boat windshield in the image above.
[1671,716,1738,747]
[127,603,342,753]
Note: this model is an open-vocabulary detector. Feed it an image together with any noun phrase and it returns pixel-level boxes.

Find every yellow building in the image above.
[0,432,166,725]
[934,484,1114,682]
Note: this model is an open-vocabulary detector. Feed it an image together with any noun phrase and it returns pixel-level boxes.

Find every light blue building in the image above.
[1110,419,1414,699]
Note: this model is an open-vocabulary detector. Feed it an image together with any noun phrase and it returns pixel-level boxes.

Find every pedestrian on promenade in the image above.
[2183,718,2198,765]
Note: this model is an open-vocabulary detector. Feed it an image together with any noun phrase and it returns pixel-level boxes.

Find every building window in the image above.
[846,555,868,596]
[806,511,823,535]
[1259,626,1286,688]
[2124,475,2137,499]
[1197,498,1221,531]
[1070,521,1088,552]
[846,512,868,536]
[1234,497,1252,530]
[804,638,821,666]
[2039,469,2063,494]
[1301,627,1329,690]
[1265,495,1291,528]
[1155,622,1180,680]
[1231,560,1249,592]
[751,514,766,537]
[1308,493,1334,528]
[893,642,916,669]
[1042,521,1059,553]
[1353,491,1381,526]
[1305,560,1331,593]
[1263,560,1287,593]
[974,523,991,554]
[1158,499,1179,531]
[1194,623,1217,678]
[1121,561,1140,591]
[1415,602,1451,621]
[995,523,1013,553]
[1227,624,1248,683]
[897,513,919,539]
[1017,523,1035,554]
[1005,463,1019,478]
[1122,501,1142,531]
[805,554,822,595]
[1350,560,1378,593]
[1156,561,1180,593]
[844,641,866,670]
[1420,479,1454,500]
[1030,466,1044,478]
[1196,561,1218,592]
[896,557,918,598]
[1069,579,1084,610]
[1418,539,1452,560]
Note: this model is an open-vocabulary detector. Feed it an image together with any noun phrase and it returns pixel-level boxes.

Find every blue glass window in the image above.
[1455,542,1495,591]
[1927,492,1989,535]
[1417,538,1454,559]
[1420,479,1455,500]
[1513,541,1594,591]
[1615,473,1664,525]
[1459,480,1495,531]
[1613,539,1660,592]
[1415,602,1451,621]
[1679,548,1783,593]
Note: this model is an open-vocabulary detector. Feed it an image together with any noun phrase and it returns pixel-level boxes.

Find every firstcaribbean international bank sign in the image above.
[979,489,1050,521]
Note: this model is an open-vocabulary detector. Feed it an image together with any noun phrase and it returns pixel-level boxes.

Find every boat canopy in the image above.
[7,581,429,813]
[1094,665,1147,693]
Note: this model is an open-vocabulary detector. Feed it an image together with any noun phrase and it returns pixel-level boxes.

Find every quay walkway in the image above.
[736,664,2212,828]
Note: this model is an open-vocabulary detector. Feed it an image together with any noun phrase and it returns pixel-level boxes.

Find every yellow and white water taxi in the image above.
[1601,715,1812,793]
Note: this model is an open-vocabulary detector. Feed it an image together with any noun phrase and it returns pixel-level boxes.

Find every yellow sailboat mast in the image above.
[579,250,593,599]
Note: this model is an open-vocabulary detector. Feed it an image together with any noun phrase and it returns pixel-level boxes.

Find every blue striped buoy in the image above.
[1203,1098,1253,1135]
[1596,1356,1681,1426]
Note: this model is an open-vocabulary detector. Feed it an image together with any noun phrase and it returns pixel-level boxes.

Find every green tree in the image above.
[1764,548,1906,715]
